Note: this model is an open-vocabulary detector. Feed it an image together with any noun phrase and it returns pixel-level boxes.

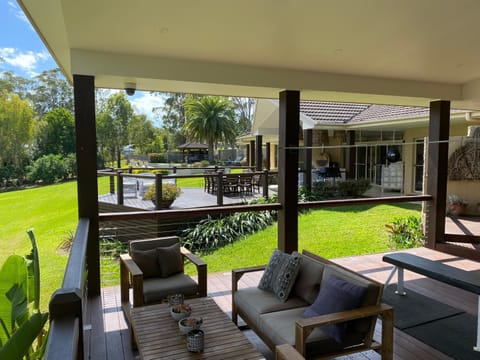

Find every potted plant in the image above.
[143,183,182,208]
[447,194,468,216]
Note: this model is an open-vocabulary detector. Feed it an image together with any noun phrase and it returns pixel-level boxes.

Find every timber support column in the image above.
[73,74,100,296]
[345,131,356,179]
[256,135,263,171]
[265,142,271,170]
[278,90,300,253]
[425,100,450,248]
[303,129,312,191]
[249,140,255,169]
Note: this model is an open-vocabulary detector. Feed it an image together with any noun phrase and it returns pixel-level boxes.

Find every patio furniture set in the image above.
[120,236,394,359]
[204,171,261,196]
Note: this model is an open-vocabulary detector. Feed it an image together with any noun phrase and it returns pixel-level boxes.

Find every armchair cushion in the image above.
[157,242,183,277]
[131,248,161,278]
[258,249,302,302]
[143,272,199,303]
[303,275,367,343]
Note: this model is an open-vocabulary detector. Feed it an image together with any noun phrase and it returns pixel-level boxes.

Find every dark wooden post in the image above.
[263,169,269,198]
[73,74,100,296]
[256,135,263,171]
[424,100,450,248]
[265,142,271,170]
[278,90,300,253]
[155,173,163,210]
[249,140,256,169]
[274,144,278,169]
[109,168,115,194]
[116,170,124,205]
[303,129,312,191]
[216,170,224,206]
[345,130,356,179]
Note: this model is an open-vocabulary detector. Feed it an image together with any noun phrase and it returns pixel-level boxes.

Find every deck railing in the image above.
[44,218,90,360]
[44,187,433,359]
[97,166,277,208]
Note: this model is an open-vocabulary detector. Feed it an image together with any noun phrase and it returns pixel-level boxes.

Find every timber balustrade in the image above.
[45,194,434,359]
[44,218,89,360]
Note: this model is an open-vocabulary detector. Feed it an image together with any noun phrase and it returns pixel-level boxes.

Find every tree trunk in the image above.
[208,142,214,163]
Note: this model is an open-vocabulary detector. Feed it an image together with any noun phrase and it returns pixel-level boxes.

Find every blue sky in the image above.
[0,1,164,122]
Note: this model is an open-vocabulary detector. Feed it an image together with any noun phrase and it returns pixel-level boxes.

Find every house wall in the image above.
[404,122,480,215]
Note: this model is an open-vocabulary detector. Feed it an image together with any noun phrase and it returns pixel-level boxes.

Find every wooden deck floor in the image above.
[85,247,480,359]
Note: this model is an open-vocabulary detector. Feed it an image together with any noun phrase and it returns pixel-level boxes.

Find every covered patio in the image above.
[86,247,480,359]
[16,0,480,359]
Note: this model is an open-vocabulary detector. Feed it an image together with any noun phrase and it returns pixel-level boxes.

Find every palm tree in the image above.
[183,96,237,163]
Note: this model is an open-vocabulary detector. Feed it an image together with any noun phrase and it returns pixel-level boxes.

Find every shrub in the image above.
[386,216,425,249]
[182,201,276,253]
[148,153,166,163]
[143,183,182,201]
[337,179,371,197]
[27,154,67,183]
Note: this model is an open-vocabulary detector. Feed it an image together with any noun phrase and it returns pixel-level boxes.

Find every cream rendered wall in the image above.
[404,122,480,214]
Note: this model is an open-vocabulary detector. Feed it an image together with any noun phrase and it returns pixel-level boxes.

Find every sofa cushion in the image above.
[143,273,198,303]
[259,307,343,356]
[157,242,183,277]
[131,248,162,278]
[293,253,325,304]
[258,249,302,301]
[321,264,383,341]
[303,275,367,343]
[235,287,307,328]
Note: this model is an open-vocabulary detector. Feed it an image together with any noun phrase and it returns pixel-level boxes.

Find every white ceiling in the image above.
[18,0,480,109]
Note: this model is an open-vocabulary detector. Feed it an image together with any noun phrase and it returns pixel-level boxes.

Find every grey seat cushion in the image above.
[234,287,307,327]
[292,253,326,304]
[259,307,343,357]
[143,273,198,303]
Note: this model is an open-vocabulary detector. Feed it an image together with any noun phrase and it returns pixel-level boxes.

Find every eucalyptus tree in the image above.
[30,69,73,117]
[183,96,236,163]
[128,114,157,154]
[231,97,255,135]
[35,108,75,157]
[96,92,134,167]
[0,90,35,181]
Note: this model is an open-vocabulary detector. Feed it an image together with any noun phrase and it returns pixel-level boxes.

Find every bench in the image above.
[383,252,480,351]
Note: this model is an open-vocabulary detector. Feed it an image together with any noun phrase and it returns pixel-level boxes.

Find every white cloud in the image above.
[130,92,165,125]
[8,1,29,24]
[0,47,51,76]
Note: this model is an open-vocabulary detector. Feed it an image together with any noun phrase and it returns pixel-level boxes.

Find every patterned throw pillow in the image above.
[303,275,367,343]
[258,249,302,302]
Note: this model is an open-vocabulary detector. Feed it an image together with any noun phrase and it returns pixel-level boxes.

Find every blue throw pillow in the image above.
[303,274,367,343]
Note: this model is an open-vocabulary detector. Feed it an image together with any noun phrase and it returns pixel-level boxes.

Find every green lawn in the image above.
[191,203,421,273]
[0,180,422,312]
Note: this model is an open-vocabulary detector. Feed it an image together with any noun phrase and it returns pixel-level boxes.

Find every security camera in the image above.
[124,82,136,96]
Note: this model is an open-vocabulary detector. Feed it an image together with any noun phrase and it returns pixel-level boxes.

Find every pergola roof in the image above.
[18,0,480,110]
[177,142,208,150]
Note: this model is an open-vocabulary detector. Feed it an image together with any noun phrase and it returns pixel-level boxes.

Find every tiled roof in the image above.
[351,105,429,123]
[300,101,370,124]
[299,101,432,124]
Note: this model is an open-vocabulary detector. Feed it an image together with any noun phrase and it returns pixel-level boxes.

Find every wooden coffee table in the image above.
[131,297,265,359]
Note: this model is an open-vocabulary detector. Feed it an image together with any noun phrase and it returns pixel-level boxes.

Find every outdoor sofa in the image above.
[232,250,393,359]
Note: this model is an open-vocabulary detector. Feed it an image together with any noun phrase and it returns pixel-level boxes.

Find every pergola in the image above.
[18,1,480,350]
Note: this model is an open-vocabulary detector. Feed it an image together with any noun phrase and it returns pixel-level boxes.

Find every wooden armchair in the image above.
[120,236,207,318]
